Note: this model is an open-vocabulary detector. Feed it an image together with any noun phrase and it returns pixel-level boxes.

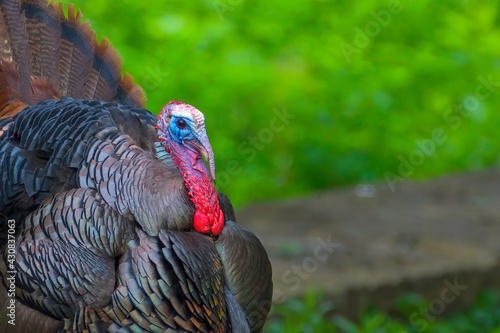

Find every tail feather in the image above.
[0,61,28,118]
[0,0,146,119]
[24,0,61,84]
[86,37,122,102]
[1,0,31,102]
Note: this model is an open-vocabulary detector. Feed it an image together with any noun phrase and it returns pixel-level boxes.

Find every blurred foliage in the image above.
[60,0,500,207]
[264,289,500,332]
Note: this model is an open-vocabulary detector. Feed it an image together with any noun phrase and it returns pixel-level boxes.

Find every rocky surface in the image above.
[238,169,500,318]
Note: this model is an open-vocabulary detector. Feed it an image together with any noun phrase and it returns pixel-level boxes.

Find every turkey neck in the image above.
[166,139,224,236]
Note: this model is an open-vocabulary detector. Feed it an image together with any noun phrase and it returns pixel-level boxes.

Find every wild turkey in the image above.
[0,0,273,332]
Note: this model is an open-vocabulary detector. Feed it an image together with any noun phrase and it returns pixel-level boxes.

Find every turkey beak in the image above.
[194,131,216,181]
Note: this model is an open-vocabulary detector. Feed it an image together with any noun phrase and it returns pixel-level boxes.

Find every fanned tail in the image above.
[0,0,146,119]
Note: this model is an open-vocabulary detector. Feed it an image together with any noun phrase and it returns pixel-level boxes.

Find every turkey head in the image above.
[157,101,224,236]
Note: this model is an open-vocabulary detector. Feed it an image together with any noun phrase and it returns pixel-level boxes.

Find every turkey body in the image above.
[0,0,272,332]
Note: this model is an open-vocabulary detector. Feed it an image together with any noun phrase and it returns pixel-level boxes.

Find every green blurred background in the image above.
[54,0,500,331]
[60,0,500,208]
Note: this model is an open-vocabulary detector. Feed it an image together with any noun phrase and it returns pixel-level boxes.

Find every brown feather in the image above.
[0,61,27,118]
[0,0,146,121]
[0,0,30,101]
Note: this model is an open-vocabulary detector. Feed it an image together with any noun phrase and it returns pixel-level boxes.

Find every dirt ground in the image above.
[237,169,500,318]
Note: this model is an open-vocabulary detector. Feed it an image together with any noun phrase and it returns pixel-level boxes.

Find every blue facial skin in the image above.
[169,116,196,143]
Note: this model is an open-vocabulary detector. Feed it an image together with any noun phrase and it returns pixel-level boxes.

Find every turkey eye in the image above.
[176,119,187,129]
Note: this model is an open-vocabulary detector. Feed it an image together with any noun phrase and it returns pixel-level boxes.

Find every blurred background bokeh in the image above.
[60,0,500,208]
[60,0,500,331]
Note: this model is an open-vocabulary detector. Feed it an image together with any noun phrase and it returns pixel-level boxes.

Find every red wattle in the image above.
[194,211,211,234]
[211,212,224,236]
